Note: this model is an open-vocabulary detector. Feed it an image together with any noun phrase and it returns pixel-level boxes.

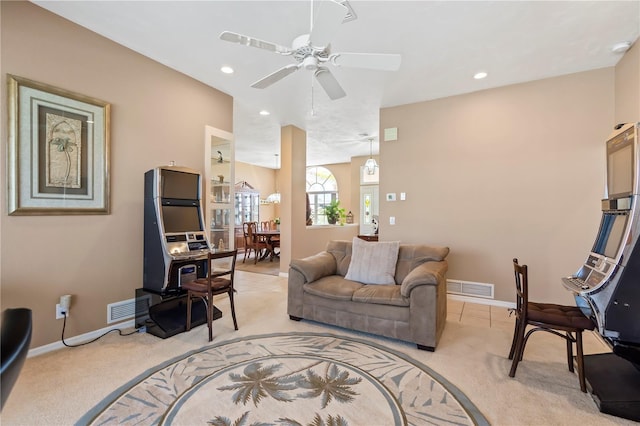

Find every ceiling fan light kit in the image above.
[219,0,401,101]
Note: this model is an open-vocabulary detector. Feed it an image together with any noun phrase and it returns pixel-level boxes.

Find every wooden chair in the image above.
[243,222,268,264]
[509,258,595,392]
[184,250,238,342]
[261,221,271,231]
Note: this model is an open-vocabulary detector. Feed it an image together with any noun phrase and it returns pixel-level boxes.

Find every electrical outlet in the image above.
[56,303,68,320]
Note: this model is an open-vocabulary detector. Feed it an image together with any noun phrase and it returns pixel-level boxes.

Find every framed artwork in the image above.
[7,75,110,215]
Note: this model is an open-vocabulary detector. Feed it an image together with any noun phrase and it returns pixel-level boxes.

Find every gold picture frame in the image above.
[7,75,110,215]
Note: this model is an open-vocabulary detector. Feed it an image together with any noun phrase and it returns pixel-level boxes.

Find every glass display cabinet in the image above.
[235,181,260,225]
[234,181,259,250]
[209,140,234,250]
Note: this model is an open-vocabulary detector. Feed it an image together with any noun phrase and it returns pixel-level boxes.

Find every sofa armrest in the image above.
[289,251,337,283]
[400,260,448,298]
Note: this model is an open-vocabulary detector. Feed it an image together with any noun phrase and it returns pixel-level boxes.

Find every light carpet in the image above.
[1,271,635,425]
[79,332,488,426]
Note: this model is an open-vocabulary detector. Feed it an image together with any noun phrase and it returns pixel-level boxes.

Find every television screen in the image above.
[607,127,635,199]
[161,205,203,233]
[592,213,629,259]
[161,169,200,200]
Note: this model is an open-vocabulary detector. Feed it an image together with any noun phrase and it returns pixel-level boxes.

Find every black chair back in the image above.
[1,308,32,410]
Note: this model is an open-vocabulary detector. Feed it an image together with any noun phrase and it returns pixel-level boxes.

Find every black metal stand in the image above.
[584,352,640,422]
[135,288,222,339]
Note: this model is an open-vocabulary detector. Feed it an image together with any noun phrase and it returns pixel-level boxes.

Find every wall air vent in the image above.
[447,279,494,299]
[107,298,136,324]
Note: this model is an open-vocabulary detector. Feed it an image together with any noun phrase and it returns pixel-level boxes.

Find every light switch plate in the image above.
[386,193,396,201]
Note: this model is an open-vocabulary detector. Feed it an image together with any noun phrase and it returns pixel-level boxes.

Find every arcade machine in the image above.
[136,165,221,338]
[562,122,640,421]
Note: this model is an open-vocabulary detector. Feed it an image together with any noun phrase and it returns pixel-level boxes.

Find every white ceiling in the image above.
[33,1,640,169]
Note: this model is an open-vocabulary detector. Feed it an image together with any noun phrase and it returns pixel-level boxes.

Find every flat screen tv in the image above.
[606,125,636,199]
[161,205,203,233]
[161,169,200,200]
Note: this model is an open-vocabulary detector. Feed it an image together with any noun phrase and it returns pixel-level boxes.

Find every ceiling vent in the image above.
[338,1,357,22]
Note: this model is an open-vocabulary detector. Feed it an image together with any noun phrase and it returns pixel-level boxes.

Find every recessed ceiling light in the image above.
[220,65,234,74]
[259,110,270,116]
[474,71,488,80]
[612,41,632,54]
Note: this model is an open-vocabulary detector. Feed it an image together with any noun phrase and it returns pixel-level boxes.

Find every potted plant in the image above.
[324,200,345,225]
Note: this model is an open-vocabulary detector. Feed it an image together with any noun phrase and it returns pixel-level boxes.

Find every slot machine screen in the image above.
[607,127,635,199]
[161,205,203,233]
[592,213,629,259]
[161,169,200,200]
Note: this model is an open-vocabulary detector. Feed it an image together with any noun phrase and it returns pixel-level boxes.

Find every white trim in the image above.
[27,319,135,358]
[447,294,515,309]
[279,271,289,278]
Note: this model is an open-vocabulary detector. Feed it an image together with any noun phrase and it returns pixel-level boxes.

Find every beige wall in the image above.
[380,68,615,304]
[0,2,233,347]
[614,41,640,124]
[3,2,637,348]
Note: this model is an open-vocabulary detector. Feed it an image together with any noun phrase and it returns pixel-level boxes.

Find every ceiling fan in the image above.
[219,0,401,100]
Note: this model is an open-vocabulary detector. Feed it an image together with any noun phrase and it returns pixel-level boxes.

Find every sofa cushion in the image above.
[303,276,364,301]
[290,251,336,282]
[345,237,399,285]
[326,240,352,277]
[395,245,450,284]
[352,285,409,307]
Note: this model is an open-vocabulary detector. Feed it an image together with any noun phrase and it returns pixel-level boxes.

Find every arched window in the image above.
[306,166,338,225]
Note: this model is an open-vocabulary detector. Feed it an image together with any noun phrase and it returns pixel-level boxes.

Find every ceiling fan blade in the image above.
[331,52,402,71]
[251,64,300,89]
[314,68,346,100]
[309,0,348,49]
[220,31,292,55]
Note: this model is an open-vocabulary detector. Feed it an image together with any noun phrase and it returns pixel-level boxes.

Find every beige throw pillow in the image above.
[345,237,399,285]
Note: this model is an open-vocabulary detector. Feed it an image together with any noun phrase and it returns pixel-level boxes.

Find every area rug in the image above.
[78,332,489,426]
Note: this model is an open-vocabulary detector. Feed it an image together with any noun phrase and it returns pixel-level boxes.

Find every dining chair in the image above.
[261,221,271,231]
[508,258,595,392]
[184,250,238,342]
[243,222,268,264]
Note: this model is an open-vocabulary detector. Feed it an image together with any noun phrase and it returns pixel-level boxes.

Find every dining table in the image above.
[253,229,280,261]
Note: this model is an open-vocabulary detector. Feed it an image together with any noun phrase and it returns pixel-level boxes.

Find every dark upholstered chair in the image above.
[1,308,32,410]
[509,258,595,392]
[184,250,238,342]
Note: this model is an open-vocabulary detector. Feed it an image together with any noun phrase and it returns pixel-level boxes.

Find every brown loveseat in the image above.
[288,239,449,351]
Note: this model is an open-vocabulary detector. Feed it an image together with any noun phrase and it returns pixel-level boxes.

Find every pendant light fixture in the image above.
[266,154,281,204]
[364,138,378,175]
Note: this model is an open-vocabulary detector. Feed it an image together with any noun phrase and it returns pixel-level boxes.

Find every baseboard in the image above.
[447,294,516,309]
[28,319,136,358]
[279,271,289,278]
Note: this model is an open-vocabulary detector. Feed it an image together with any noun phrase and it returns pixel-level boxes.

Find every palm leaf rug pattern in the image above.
[80,333,488,426]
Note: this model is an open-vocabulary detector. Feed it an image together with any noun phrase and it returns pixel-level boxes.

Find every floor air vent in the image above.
[447,279,494,299]
[107,298,136,324]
